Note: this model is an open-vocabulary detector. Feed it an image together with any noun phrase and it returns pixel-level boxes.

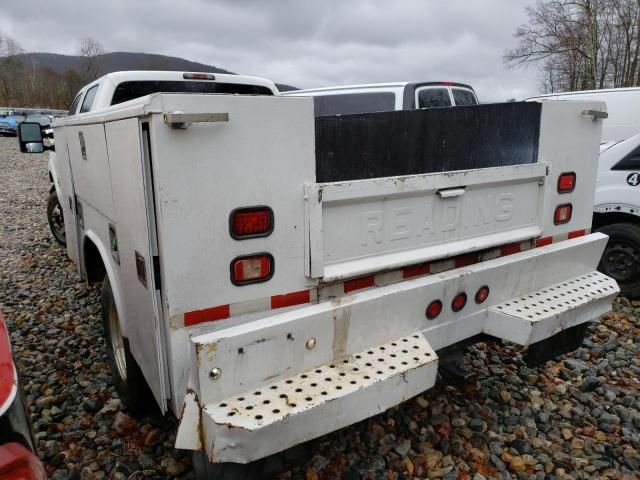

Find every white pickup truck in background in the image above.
[18,72,617,479]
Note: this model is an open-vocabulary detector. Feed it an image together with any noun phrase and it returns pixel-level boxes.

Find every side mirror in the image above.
[18,122,53,153]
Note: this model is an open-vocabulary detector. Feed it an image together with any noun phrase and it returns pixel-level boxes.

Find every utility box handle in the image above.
[164,112,229,129]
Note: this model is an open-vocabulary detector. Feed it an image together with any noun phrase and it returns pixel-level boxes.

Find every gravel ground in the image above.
[1,135,639,480]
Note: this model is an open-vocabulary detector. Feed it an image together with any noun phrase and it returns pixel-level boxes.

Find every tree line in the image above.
[506,0,640,93]
[0,34,104,110]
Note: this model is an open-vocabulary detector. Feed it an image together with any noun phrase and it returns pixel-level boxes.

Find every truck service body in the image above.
[36,71,617,473]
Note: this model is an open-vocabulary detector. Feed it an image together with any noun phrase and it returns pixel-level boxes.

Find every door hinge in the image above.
[153,256,161,290]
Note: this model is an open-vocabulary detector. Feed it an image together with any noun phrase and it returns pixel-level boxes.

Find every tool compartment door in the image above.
[106,118,168,411]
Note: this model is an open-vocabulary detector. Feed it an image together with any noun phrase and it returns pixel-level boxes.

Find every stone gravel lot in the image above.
[0,135,639,480]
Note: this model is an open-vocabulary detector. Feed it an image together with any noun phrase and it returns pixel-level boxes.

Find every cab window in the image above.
[68,93,82,116]
[313,92,396,116]
[452,88,478,106]
[416,88,452,108]
[111,80,273,105]
[80,85,99,113]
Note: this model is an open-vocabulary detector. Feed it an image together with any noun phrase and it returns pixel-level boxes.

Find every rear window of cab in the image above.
[416,86,478,108]
[111,80,274,105]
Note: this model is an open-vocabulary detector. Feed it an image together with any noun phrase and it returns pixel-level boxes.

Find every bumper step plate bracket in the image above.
[202,332,438,463]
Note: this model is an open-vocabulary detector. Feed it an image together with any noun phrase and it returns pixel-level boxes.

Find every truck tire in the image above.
[192,451,264,480]
[597,223,640,299]
[47,190,66,246]
[101,278,155,414]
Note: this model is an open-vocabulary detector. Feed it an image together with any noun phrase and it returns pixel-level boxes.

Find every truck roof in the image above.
[282,81,474,95]
[528,86,640,100]
[64,70,280,118]
[99,71,278,91]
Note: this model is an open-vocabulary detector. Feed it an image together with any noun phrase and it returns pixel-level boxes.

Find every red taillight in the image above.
[231,254,274,285]
[0,443,46,480]
[554,204,573,225]
[426,300,443,320]
[557,172,576,193]
[230,207,273,239]
[475,286,490,304]
[451,293,467,312]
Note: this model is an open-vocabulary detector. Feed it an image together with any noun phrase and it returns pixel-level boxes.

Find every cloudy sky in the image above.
[0,0,540,101]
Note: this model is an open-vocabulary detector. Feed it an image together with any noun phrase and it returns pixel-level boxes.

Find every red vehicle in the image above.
[0,309,46,479]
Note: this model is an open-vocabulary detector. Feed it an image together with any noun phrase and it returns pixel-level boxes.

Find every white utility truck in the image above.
[19,71,617,478]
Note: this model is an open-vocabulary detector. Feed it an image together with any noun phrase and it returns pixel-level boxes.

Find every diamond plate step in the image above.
[202,332,438,463]
[486,271,618,345]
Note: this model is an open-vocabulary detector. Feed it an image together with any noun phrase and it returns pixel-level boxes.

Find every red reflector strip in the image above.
[568,229,586,239]
[271,290,311,309]
[344,276,375,294]
[500,244,521,256]
[454,254,479,268]
[184,305,230,326]
[403,263,430,279]
[535,236,553,247]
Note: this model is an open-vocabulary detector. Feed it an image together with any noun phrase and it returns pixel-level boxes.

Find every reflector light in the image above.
[230,207,273,239]
[554,204,573,225]
[475,286,490,304]
[557,172,576,193]
[426,300,443,320]
[231,254,274,285]
[451,292,467,312]
[183,72,216,80]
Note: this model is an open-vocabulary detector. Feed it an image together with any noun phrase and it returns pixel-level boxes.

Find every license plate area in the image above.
[305,163,546,281]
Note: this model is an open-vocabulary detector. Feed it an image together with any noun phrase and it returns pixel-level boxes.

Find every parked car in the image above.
[592,133,640,298]
[0,309,46,479]
[282,81,478,116]
[0,115,25,137]
[24,115,54,128]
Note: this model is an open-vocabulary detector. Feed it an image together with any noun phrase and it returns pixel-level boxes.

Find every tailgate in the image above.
[305,163,546,280]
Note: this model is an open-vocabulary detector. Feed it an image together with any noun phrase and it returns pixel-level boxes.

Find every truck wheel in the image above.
[192,451,264,480]
[597,223,640,299]
[47,190,66,246]
[101,278,155,413]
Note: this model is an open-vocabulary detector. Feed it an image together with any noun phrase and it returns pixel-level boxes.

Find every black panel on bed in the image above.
[315,102,542,183]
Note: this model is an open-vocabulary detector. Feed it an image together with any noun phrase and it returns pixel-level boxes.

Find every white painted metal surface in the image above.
[486,271,618,345]
[306,163,546,280]
[188,233,617,461]
[528,87,640,141]
[104,118,168,411]
[202,332,438,463]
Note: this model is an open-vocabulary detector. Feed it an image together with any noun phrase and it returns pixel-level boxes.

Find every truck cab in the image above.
[282,81,478,116]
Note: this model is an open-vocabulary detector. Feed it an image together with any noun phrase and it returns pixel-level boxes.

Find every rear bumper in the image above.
[179,233,618,462]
